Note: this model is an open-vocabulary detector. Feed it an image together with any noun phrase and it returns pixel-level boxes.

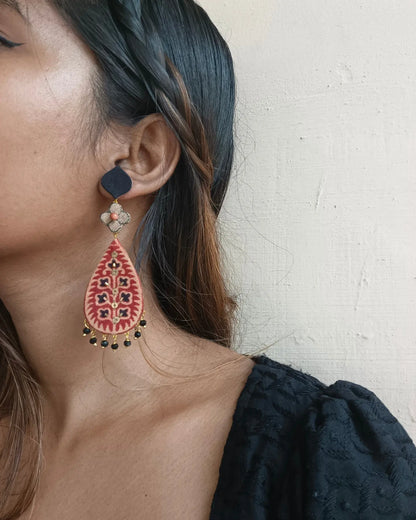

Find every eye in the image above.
[0,34,23,48]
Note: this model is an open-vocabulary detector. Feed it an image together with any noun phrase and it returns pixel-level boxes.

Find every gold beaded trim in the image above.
[82,310,146,350]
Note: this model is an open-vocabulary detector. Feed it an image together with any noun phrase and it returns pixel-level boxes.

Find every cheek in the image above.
[0,55,98,254]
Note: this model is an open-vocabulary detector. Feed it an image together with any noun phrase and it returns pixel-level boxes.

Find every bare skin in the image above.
[0,1,256,518]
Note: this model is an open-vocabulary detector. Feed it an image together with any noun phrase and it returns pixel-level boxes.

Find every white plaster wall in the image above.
[198,0,416,441]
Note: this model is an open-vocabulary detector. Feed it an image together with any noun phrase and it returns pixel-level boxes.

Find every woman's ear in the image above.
[99,113,181,201]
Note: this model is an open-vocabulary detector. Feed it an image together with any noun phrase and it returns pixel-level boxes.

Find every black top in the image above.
[209,354,416,519]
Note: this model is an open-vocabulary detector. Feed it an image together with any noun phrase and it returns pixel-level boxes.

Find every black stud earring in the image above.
[100,165,133,200]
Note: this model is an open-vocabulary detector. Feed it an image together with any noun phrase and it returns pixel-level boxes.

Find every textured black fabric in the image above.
[209,354,416,519]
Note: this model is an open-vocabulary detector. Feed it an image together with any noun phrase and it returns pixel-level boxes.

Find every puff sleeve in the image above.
[282,380,416,519]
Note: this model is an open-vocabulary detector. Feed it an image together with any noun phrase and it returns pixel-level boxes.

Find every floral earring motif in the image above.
[82,166,146,350]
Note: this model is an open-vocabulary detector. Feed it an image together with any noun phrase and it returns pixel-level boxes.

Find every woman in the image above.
[0,0,415,519]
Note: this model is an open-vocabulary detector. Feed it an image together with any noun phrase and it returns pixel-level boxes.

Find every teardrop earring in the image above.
[82,165,146,350]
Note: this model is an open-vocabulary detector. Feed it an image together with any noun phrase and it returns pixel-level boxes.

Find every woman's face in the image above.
[0,0,114,259]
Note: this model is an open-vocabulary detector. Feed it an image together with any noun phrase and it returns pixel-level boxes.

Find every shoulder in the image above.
[237,354,328,432]
[214,354,416,519]
[248,355,416,447]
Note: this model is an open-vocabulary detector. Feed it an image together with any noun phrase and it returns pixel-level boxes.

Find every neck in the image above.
[0,230,209,439]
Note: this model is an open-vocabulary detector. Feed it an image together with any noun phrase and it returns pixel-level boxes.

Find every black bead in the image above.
[111,343,119,350]
[134,331,141,338]
[101,340,109,347]
[124,340,132,347]
[139,319,147,327]
[100,165,132,199]
[89,338,97,345]
[83,327,91,335]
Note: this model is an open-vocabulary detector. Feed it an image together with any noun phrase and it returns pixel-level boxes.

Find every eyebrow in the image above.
[0,0,30,24]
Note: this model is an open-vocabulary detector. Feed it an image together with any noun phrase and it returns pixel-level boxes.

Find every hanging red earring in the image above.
[82,165,146,350]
